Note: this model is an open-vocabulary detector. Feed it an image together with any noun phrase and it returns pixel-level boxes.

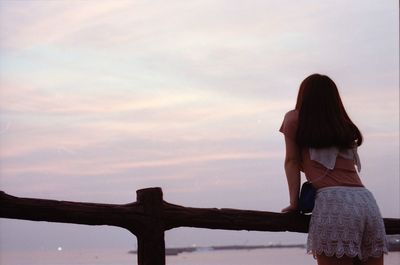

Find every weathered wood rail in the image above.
[0,187,399,265]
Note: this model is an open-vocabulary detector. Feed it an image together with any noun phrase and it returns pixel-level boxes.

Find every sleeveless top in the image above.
[279,110,364,189]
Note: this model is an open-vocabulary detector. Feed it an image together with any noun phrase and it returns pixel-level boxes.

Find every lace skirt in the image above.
[307,186,388,261]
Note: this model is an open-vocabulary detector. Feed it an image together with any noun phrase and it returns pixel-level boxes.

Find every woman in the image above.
[280,74,388,265]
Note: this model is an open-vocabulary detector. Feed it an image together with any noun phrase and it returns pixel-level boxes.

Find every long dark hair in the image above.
[295,74,363,148]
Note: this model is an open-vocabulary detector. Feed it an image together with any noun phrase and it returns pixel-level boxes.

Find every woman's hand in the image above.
[281,204,298,213]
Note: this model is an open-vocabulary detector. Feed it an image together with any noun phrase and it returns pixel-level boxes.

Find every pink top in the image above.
[279,110,364,189]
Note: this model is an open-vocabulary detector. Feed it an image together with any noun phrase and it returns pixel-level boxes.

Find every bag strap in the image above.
[309,167,330,184]
[352,148,362,172]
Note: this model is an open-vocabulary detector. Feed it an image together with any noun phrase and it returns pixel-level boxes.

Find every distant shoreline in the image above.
[129,244,307,256]
[129,235,400,256]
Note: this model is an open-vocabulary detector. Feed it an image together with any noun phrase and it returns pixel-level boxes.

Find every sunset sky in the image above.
[0,0,398,261]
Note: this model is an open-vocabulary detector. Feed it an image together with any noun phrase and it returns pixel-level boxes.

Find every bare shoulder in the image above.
[284,109,299,122]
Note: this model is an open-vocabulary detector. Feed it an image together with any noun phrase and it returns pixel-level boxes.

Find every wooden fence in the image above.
[1,187,399,265]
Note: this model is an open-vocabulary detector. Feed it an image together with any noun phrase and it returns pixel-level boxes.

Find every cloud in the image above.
[0,0,130,50]
[2,0,396,104]
[0,0,398,252]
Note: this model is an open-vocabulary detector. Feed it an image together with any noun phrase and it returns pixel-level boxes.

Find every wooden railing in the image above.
[1,187,399,265]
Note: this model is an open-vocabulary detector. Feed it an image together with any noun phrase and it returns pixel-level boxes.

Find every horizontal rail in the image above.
[0,191,145,233]
[163,202,311,232]
[1,190,398,234]
[1,188,399,265]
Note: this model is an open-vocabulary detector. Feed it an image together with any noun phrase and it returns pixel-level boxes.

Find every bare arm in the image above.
[282,135,301,212]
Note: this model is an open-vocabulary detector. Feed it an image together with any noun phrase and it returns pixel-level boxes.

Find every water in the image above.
[1,248,399,265]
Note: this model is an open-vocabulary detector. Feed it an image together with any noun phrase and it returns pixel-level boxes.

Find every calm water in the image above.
[1,248,399,265]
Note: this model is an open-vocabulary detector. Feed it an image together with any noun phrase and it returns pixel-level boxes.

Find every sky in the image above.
[0,0,399,260]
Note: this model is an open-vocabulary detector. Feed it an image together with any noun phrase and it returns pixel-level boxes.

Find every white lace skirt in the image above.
[307,186,388,260]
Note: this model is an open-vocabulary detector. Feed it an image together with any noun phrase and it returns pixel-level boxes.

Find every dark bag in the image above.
[298,181,316,214]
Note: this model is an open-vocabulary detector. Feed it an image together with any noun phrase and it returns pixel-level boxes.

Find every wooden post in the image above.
[136,187,165,265]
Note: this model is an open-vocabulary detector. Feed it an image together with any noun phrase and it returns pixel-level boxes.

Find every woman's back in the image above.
[280,109,363,189]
